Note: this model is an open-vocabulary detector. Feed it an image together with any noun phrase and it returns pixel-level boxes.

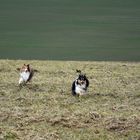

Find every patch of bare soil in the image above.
[105,116,140,133]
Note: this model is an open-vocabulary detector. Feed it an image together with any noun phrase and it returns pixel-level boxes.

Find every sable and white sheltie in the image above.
[17,64,37,85]
[72,70,89,96]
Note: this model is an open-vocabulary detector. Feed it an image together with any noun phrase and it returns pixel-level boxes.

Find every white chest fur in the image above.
[75,82,87,96]
[19,71,30,84]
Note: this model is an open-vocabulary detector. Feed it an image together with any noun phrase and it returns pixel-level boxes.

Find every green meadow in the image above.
[0,60,140,140]
[0,0,140,60]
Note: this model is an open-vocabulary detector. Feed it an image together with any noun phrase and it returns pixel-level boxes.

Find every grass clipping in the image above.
[0,60,140,140]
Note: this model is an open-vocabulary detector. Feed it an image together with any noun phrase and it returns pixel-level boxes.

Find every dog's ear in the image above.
[84,74,87,79]
[16,68,20,71]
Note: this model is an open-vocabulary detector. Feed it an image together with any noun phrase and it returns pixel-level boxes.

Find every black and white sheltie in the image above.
[72,70,89,96]
[17,64,37,85]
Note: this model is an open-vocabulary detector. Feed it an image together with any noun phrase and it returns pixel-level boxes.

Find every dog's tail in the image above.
[33,69,39,72]
[27,69,38,82]
[16,68,20,71]
[76,69,81,74]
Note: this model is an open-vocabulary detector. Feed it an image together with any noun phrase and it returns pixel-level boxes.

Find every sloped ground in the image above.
[0,60,140,140]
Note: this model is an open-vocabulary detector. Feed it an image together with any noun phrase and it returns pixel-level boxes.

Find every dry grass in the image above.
[0,60,140,140]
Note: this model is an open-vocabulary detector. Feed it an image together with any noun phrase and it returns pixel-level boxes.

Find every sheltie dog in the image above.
[17,64,37,85]
[72,70,89,96]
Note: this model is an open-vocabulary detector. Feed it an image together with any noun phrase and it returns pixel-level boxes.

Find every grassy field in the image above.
[0,0,140,61]
[0,60,140,140]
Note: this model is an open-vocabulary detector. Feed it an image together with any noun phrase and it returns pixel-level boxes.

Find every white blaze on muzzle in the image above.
[75,80,87,95]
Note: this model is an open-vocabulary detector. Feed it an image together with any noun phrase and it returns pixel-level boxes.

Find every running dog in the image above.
[72,70,89,96]
[17,64,37,85]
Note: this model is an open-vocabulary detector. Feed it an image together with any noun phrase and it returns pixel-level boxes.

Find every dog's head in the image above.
[17,64,31,73]
[76,70,88,85]
[77,74,87,85]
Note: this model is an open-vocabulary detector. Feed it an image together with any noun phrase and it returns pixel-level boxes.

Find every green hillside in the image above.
[0,0,140,61]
